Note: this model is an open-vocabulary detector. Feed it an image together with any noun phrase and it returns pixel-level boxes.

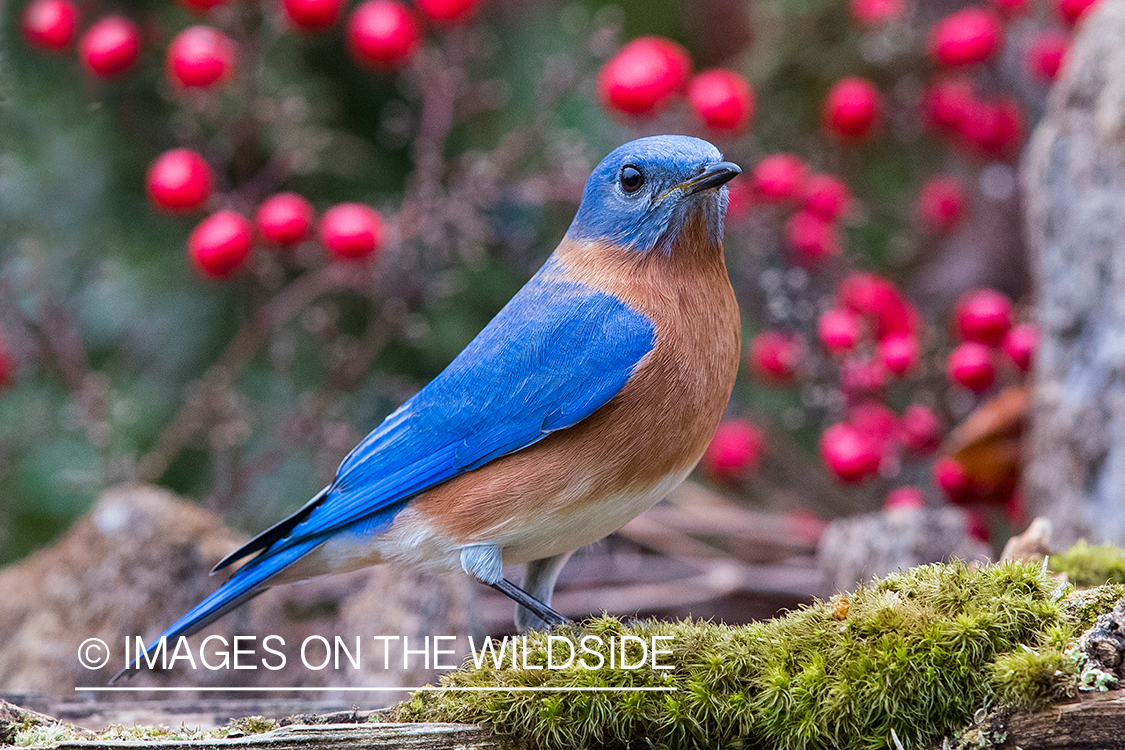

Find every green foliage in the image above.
[392,561,1090,750]
[1049,540,1125,587]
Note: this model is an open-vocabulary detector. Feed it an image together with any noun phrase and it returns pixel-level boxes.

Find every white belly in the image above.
[299,467,691,578]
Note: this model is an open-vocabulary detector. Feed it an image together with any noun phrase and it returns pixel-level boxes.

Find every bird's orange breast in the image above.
[409,211,742,563]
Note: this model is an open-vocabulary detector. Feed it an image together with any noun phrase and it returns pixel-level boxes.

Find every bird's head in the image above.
[565,135,741,255]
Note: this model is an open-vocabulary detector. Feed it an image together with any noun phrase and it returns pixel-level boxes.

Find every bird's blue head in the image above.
[565,135,740,254]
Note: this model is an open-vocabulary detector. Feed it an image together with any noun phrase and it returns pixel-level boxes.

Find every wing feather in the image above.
[226,261,656,565]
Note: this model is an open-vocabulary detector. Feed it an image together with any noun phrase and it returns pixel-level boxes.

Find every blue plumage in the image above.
[118,258,655,676]
[119,134,742,680]
[281,258,656,543]
[566,135,729,253]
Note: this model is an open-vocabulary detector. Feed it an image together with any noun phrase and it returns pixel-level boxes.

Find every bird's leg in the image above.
[515,552,573,631]
[489,579,572,628]
[460,544,572,628]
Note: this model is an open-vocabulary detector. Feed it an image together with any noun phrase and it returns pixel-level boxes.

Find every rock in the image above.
[0,698,71,745]
[1023,0,1125,547]
[816,506,991,594]
[0,484,476,698]
[1083,598,1125,683]
[999,517,1053,562]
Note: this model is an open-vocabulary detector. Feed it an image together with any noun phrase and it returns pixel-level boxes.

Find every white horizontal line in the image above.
[75,686,676,693]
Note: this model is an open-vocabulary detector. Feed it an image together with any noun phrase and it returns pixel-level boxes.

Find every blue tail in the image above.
[110,537,323,682]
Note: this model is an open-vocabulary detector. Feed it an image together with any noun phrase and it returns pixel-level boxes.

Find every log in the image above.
[994,691,1125,749]
[47,723,499,750]
[6,692,1125,749]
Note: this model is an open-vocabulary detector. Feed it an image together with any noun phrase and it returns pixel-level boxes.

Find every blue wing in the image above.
[115,257,656,679]
[277,256,657,548]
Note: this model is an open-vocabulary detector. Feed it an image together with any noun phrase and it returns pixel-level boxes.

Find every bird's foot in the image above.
[489,578,572,629]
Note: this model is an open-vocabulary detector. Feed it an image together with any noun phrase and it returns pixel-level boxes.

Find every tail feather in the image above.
[210,486,330,575]
[110,537,323,683]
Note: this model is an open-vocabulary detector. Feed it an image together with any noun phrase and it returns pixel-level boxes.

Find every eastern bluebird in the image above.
[118,134,741,678]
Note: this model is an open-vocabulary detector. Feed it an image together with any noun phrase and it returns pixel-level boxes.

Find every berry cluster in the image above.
[145,149,384,279]
[673,0,1082,541]
[729,279,1037,530]
[20,0,480,283]
[597,37,755,135]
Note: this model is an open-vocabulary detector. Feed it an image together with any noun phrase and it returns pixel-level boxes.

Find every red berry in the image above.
[21,0,78,52]
[167,26,235,89]
[79,16,140,79]
[934,456,974,504]
[749,331,802,384]
[179,0,228,12]
[818,308,862,355]
[960,96,1025,158]
[0,336,14,390]
[751,153,807,203]
[990,0,1028,16]
[687,69,755,133]
[415,0,478,25]
[704,419,764,479]
[947,341,996,392]
[785,211,840,265]
[878,332,919,375]
[1027,31,1068,82]
[839,272,917,339]
[917,176,965,233]
[1056,0,1100,25]
[283,0,345,30]
[256,193,314,248]
[850,0,904,26]
[899,404,942,454]
[884,486,925,511]
[955,288,1013,344]
[346,0,420,69]
[597,36,691,117]
[922,77,975,133]
[822,77,882,142]
[188,211,252,279]
[1003,322,1038,372]
[928,8,1003,67]
[801,174,851,223]
[320,203,384,260]
[146,148,214,214]
[820,423,881,483]
[849,401,898,454]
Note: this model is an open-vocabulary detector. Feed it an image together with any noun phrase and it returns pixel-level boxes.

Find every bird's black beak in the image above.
[678,161,742,196]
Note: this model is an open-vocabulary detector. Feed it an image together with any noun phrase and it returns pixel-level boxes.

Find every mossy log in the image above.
[6,696,1125,749]
[44,723,499,750]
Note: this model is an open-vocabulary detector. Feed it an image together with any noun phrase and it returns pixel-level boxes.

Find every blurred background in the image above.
[0,0,1114,705]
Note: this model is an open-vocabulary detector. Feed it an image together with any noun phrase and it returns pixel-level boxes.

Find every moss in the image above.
[96,723,218,742]
[991,644,1078,710]
[1061,583,1125,628]
[225,716,278,735]
[393,561,1091,750]
[1050,540,1125,587]
[12,723,83,747]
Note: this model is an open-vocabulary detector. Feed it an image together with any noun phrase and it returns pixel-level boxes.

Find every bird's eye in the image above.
[619,166,644,194]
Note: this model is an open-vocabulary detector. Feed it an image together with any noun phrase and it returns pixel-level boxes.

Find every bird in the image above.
[116,134,742,679]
